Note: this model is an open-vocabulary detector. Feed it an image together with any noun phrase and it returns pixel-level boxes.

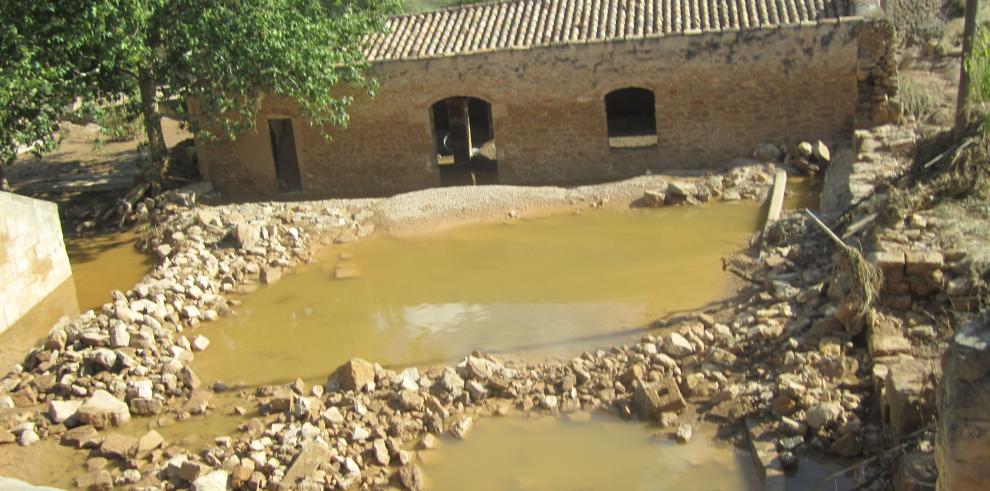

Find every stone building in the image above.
[196,0,894,198]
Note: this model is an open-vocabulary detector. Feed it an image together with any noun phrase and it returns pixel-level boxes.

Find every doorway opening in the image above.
[268,118,302,193]
[604,87,657,150]
[430,97,498,186]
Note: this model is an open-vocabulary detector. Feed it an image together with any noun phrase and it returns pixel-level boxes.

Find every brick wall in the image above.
[198,21,866,198]
[0,192,73,333]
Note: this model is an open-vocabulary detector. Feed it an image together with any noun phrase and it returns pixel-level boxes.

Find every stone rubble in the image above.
[0,160,966,489]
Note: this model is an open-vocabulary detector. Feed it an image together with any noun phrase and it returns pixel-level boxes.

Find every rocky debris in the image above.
[192,470,229,491]
[0,143,967,490]
[449,415,473,439]
[76,390,130,429]
[76,470,113,489]
[16,427,39,447]
[62,425,101,449]
[806,402,843,430]
[664,182,699,206]
[100,433,138,459]
[280,441,332,489]
[397,464,425,491]
[48,399,82,424]
[675,424,693,444]
[633,378,686,420]
[137,429,164,454]
[639,165,774,208]
[327,358,377,392]
[785,140,832,176]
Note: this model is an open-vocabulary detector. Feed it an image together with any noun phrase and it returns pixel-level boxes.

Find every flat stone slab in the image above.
[279,441,332,489]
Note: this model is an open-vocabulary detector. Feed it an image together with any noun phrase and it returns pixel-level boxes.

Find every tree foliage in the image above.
[1,0,398,169]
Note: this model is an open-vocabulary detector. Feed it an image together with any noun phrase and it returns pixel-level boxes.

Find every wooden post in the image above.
[446,99,472,164]
[764,170,787,230]
[955,0,981,141]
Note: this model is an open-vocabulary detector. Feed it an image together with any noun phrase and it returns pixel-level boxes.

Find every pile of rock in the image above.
[753,141,832,177]
[0,184,377,486]
[640,164,775,207]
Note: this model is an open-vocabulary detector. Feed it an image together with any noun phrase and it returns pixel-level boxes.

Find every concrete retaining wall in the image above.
[0,192,72,334]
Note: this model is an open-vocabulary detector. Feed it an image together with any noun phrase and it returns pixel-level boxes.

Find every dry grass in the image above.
[895,74,939,121]
[834,245,885,319]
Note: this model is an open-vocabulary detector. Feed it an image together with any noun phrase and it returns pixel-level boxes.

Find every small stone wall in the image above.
[856,19,899,127]
[0,192,72,333]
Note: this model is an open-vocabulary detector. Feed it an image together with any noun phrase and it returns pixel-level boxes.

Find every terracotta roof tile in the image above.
[365,0,851,61]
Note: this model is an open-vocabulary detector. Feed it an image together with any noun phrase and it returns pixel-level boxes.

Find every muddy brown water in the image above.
[421,412,852,491]
[784,177,823,211]
[194,204,762,387]
[66,231,153,313]
[0,232,152,488]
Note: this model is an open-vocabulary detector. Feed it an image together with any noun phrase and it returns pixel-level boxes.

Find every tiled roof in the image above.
[364,0,853,61]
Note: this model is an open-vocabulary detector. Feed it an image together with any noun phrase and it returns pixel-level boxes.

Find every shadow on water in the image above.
[66,230,153,312]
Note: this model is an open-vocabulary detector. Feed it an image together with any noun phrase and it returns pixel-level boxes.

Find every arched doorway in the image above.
[430,96,497,186]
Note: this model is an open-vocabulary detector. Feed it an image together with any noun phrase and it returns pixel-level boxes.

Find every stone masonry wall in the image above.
[0,192,73,334]
[937,316,990,491]
[198,21,865,198]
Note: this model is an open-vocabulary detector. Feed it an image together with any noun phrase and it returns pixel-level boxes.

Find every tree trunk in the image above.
[955,0,981,141]
[138,69,167,163]
[0,163,9,192]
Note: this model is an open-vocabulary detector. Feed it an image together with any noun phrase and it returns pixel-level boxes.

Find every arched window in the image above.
[604,87,657,149]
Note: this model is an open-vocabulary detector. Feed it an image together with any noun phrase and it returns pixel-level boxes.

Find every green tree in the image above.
[1,0,398,182]
[0,1,121,188]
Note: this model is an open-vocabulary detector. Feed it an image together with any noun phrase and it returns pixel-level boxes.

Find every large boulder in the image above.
[48,400,82,424]
[76,390,130,429]
[665,182,698,205]
[806,402,842,430]
[327,358,376,392]
[231,222,259,250]
[632,377,686,420]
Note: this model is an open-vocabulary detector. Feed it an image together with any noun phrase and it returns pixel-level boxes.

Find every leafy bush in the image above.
[968,26,990,105]
[95,102,142,143]
[67,98,142,143]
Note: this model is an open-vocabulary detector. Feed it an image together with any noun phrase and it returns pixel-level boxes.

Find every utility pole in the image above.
[955,0,981,141]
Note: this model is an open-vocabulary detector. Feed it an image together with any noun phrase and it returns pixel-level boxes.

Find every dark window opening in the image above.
[604,87,657,149]
[268,118,302,193]
[430,97,498,186]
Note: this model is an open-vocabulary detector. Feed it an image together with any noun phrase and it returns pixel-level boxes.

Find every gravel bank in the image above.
[371,167,774,235]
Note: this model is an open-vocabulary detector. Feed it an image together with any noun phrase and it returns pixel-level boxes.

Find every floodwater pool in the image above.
[194,203,761,386]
